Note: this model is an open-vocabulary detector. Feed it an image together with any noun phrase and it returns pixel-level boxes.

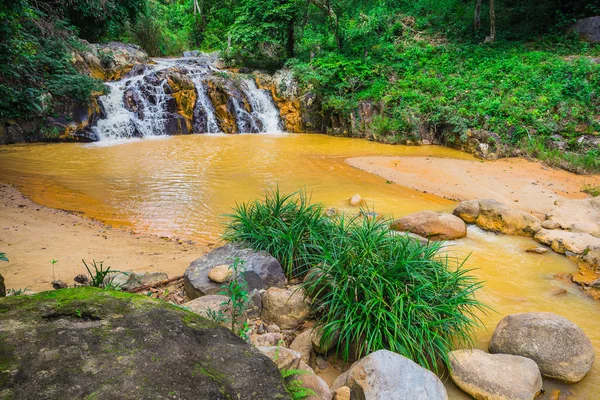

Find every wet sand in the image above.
[347,156,600,218]
[0,183,207,293]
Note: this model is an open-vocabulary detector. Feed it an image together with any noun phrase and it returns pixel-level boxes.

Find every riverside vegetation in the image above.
[2,1,600,171]
[224,188,487,373]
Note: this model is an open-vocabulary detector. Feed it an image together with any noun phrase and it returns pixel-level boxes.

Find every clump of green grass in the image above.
[223,189,487,372]
[223,187,329,278]
[302,214,486,372]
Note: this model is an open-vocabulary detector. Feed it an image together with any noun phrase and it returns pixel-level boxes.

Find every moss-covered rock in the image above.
[0,287,290,400]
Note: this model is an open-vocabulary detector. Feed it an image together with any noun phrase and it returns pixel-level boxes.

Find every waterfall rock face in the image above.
[93,58,284,141]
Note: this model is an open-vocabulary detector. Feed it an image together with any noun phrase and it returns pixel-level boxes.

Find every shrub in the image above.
[223,189,487,372]
[302,213,486,373]
[223,188,329,278]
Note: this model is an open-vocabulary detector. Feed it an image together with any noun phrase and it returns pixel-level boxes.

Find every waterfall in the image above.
[92,58,283,141]
[241,79,282,133]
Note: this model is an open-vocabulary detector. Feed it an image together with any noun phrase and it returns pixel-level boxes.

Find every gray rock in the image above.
[106,271,168,291]
[332,350,448,400]
[261,286,311,330]
[0,272,5,297]
[267,324,281,333]
[390,211,467,240]
[183,50,201,57]
[0,287,290,399]
[449,349,542,400]
[574,17,600,43]
[489,312,595,383]
[316,356,328,370]
[184,244,287,299]
[51,280,68,289]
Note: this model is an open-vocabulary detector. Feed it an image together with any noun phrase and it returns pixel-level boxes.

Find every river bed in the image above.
[0,133,597,398]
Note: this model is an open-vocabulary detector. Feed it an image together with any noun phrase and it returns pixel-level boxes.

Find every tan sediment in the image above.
[0,183,207,293]
[347,156,600,219]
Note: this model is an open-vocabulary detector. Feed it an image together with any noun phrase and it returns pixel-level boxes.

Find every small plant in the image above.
[583,184,600,197]
[0,253,7,262]
[51,259,58,281]
[82,259,118,288]
[98,49,114,69]
[206,258,251,339]
[280,368,316,400]
[7,288,29,296]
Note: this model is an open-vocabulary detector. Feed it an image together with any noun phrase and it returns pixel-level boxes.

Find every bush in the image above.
[223,188,328,278]
[302,214,486,372]
[223,189,486,372]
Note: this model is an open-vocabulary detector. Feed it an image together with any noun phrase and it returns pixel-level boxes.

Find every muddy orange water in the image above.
[0,134,598,398]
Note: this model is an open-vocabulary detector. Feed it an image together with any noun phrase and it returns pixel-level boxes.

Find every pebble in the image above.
[267,324,281,333]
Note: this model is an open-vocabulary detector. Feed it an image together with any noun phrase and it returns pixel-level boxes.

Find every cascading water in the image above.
[92,58,283,141]
[241,79,282,133]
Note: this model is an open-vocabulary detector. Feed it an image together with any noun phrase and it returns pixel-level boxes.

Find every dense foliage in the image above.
[223,189,486,371]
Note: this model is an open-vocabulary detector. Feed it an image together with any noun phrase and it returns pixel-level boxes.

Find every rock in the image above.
[74,41,149,81]
[258,346,303,370]
[267,324,281,333]
[332,350,448,400]
[316,356,328,370]
[296,371,332,400]
[250,332,285,347]
[290,329,314,364]
[208,264,233,283]
[390,211,467,240]
[106,271,168,291]
[0,287,289,399]
[183,50,201,57]
[574,17,600,43]
[254,69,303,132]
[534,229,600,269]
[543,197,600,237]
[349,194,364,207]
[261,286,311,330]
[257,323,266,334]
[449,349,542,400]
[333,386,351,400]
[51,280,68,289]
[184,243,286,300]
[489,312,595,383]
[184,294,229,319]
[311,327,339,354]
[454,199,541,237]
[452,200,480,224]
[526,247,548,254]
[390,230,429,245]
[0,272,5,297]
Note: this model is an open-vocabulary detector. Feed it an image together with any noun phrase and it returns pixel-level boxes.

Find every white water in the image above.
[92,58,283,141]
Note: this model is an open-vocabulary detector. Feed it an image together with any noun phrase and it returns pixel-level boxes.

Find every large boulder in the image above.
[574,17,600,43]
[390,211,467,240]
[331,350,448,400]
[261,286,311,330]
[489,312,595,383]
[184,244,287,299]
[449,349,542,400]
[454,199,541,237]
[534,229,600,270]
[0,287,290,399]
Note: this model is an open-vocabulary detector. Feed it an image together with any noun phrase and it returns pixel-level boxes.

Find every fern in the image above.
[280,368,316,400]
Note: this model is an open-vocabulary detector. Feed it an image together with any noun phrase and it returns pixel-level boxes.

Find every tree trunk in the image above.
[474,0,482,30]
[489,0,496,42]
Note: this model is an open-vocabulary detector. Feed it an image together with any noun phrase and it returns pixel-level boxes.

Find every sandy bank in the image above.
[0,183,207,293]
[347,156,600,218]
